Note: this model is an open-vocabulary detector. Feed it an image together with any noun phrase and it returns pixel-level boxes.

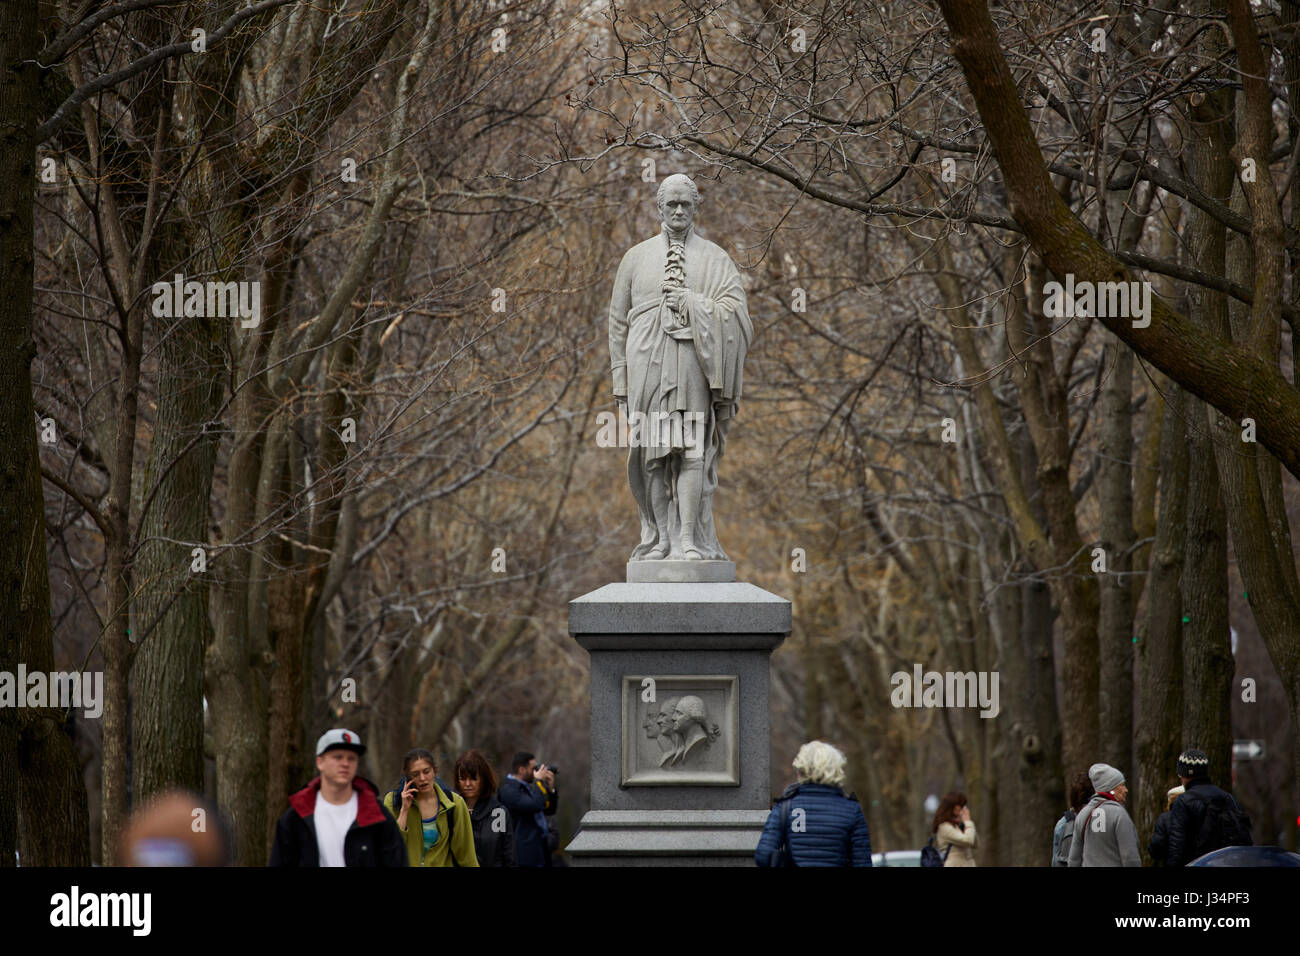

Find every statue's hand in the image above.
[663,287,687,313]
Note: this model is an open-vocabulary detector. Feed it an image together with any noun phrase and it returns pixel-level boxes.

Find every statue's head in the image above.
[671,695,708,733]
[642,709,659,739]
[657,174,699,235]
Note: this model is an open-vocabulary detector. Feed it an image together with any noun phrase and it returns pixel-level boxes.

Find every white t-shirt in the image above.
[314,789,358,867]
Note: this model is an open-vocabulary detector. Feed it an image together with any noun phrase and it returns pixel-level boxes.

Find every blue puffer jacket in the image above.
[754,783,873,867]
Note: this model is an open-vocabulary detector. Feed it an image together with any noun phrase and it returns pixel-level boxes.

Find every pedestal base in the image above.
[566,810,770,866]
[626,559,736,583]
[566,581,790,866]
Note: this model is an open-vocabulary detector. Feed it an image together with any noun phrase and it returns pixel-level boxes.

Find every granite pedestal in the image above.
[565,582,790,865]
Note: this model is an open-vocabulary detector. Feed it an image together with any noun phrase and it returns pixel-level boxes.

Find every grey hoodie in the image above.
[1067,794,1141,867]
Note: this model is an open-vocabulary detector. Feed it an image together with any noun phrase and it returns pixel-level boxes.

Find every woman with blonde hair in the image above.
[1148,785,1184,866]
[754,740,872,867]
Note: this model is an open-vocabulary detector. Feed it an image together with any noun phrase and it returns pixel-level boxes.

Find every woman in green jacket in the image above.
[382,748,478,867]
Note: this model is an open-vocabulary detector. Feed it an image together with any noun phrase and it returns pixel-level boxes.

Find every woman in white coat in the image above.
[933,791,977,866]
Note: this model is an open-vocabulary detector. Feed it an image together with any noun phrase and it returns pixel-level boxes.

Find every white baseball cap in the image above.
[315,728,366,756]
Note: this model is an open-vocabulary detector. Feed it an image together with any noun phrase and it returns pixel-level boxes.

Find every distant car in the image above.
[871,850,922,867]
[1187,846,1300,867]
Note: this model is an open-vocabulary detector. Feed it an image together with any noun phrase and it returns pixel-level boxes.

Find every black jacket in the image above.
[1149,810,1172,866]
[467,792,516,867]
[1166,779,1241,867]
[269,775,407,867]
[498,776,557,867]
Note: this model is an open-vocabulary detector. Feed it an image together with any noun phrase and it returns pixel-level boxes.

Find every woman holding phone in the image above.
[932,791,977,867]
[382,748,478,867]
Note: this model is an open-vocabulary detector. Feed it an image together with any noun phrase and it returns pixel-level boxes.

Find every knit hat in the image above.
[1089,762,1125,793]
[1176,749,1210,778]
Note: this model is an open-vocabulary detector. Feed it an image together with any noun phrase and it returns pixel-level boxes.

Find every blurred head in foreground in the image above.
[121,789,229,866]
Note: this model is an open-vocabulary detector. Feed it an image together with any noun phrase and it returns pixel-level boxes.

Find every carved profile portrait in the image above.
[667,695,720,766]
[654,697,681,767]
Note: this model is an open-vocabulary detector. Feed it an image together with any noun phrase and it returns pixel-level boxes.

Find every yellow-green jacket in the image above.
[382,782,479,867]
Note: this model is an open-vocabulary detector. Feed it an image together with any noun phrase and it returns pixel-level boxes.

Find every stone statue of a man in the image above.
[608,174,752,573]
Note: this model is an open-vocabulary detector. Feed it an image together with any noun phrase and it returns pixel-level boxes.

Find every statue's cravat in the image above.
[663,236,688,332]
[665,238,686,292]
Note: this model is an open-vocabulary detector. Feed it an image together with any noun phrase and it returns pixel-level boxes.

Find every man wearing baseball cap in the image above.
[269,728,406,866]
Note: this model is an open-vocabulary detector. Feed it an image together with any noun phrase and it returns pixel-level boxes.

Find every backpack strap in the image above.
[922,833,951,865]
[1078,795,1111,851]
[448,794,459,867]
[772,796,797,866]
[779,797,791,859]
[1079,805,1096,847]
[439,787,459,867]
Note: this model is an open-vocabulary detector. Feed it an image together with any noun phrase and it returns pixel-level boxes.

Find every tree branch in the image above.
[35,0,295,144]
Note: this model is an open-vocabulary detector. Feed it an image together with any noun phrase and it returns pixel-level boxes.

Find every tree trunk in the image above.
[1197,32,1300,791]
[1134,382,1188,862]
[920,226,1066,836]
[1017,576,1063,864]
[1011,423,1064,864]
[100,292,145,864]
[1181,394,1232,773]
[1008,255,1100,779]
[209,389,274,864]
[1177,40,1238,793]
[0,0,40,869]
[131,308,222,802]
[130,25,243,803]
[266,452,308,846]
[1098,343,1135,775]
[4,0,93,864]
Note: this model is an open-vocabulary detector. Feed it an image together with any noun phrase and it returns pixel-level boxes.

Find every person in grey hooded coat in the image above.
[1067,763,1141,867]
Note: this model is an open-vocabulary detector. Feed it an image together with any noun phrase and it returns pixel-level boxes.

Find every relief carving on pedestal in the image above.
[623,676,738,786]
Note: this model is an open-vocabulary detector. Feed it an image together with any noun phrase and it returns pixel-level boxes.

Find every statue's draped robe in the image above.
[608,226,752,560]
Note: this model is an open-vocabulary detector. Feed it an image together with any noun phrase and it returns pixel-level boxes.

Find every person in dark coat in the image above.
[1166,749,1251,866]
[498,751,558,867]
[454,749,515,867]
[1148,785,1184,866]
[270,728,406,867]
[754,740,872,867]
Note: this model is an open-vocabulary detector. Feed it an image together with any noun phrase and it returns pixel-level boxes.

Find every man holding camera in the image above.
[499,751,558,867]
